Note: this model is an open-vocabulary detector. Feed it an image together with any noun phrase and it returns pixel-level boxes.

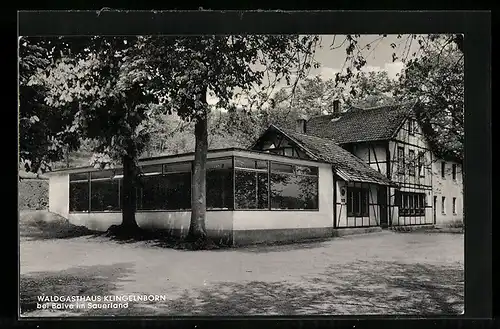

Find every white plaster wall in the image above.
[432,160,464,225]
[48,174,69,218]
[232,164,334,231]
[353,143,388,177]
[68,211,234,240]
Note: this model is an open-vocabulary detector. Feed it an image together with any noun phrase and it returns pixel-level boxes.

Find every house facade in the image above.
[306,102,463,227]
[45,102,463,246]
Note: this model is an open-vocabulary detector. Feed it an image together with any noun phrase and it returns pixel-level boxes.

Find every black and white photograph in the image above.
[19,23,466,317]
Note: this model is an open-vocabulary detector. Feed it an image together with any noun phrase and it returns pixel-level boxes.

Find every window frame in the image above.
[418,151,425,178]
[408,119,415,136]
[398,191,426,217]
[408,149,416,177]
[397,146,405,175]
[347,186,369,217]
[269,160,319,211]
[234,156,269,210]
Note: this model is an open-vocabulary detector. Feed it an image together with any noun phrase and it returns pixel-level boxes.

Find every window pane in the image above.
[397,147,405,174]
[70,172,89,182]
[408,150,415,176]
[207,158,233,171]
[139,174,164,210]
[271,162,294,174]
[207,168,233,209]
[164,162,191,173]
[141,164,163,175]
[284,148,293,156]
[234,170,268,209]
[90,179,119,211]
[234,157,268,170]
[347,190,353,214]
[295,165,319,176]
[70,182,89,211]
[270,172,318,210]
[395,190,402,206]
[138,173,191,210]
[361,189,368,216]
[164,172,191,210]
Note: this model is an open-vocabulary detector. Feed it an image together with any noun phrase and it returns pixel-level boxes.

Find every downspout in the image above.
[332,166,337,231]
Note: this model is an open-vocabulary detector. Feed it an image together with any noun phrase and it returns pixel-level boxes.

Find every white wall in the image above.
[351,142,388,177]
[232,164,334,231]
[432,159,463,225]
[48,174,69,218]
[336,181,380,228]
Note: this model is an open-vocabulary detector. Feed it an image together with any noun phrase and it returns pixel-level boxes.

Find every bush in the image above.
[18,179,49,210]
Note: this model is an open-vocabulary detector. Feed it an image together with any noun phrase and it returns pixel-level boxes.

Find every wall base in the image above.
[233,227,333,246]
[333,226,383,237]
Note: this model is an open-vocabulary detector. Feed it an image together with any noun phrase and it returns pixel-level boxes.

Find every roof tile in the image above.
[273,126,395,186]
[306,103,415,144]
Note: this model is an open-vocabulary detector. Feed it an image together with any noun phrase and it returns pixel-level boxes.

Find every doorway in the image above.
[378,186,388,228]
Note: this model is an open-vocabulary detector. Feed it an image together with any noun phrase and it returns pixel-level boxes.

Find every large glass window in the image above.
[69,172,89,212]
[270,162,318,210]
[138,163,191,210]
[206,158,233,209]
[234,157,269,209]
[163,162,191,210]
[68,156,321,213]
[90,170,120,212]
[136,165,163,210]
[347,187,369,217]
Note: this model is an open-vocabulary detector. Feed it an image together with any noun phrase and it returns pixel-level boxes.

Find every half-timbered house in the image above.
[305,101,463,227]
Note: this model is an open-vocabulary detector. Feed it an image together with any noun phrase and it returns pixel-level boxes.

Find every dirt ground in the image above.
[19,223,464,317]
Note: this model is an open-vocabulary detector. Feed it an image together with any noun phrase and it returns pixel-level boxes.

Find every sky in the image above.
[207,34,423,106]
[310,34,421,81]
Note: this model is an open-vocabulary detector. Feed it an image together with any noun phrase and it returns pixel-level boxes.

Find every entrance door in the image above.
[378,186,388,228]
[433,196,437,224]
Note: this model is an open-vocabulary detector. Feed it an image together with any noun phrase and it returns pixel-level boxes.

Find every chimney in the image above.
[296,115,307,134]
[332,99,341,114]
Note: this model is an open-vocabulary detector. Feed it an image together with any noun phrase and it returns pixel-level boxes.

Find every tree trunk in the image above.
[188,115,208,240]
[121,150,139,230]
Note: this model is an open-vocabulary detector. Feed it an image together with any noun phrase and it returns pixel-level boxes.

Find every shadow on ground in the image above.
[234,239,331,253]
[87,260,463,317]
[20,262,135,316]
[19,211,101,241]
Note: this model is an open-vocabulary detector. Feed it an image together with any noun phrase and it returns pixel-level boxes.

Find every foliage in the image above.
[19,38,79,174]
[397,38,464,160]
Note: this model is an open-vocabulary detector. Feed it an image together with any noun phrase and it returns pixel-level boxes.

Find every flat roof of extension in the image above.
[47,147,331,175]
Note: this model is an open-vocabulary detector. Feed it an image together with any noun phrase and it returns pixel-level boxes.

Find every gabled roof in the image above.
[306,102,416,144]
[254,125,396,186]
